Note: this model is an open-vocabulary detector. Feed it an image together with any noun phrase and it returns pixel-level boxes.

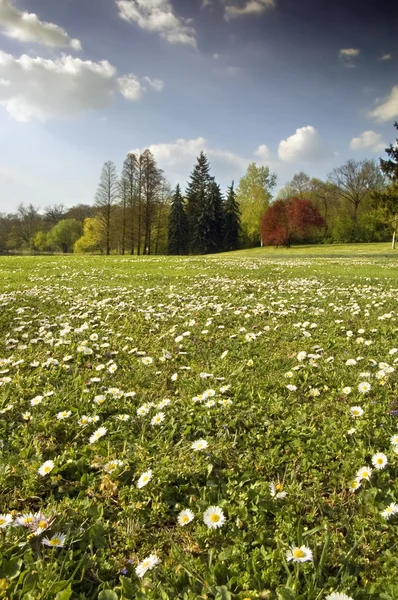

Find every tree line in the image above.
[1,123,397,254]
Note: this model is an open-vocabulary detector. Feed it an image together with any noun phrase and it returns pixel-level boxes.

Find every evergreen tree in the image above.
[373,122,398,249]
[168,184,189,255]
[224,181,241,251]
[208,178,225,252]
[185,152,211,253]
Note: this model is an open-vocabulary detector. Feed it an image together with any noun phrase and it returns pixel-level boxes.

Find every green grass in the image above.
[0,251,398,600]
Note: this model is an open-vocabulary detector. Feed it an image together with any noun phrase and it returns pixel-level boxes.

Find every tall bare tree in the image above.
[95,161,119,256]
[121,153,138,255]
[328,159,384,241]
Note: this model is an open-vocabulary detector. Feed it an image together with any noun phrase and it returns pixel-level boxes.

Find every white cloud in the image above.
[369,85,398,122]
[350,130,386,152]
[254,144,271,160]
[142,76,165,92]
[116,0,196,46]
[130,137,260,185]
[224,0,275,19]
[339,48,359,67]
[0,0,81,49]
[380,53,392,61]
[118,74,145,100]
[278,126,331,162]
[0,51,162,122]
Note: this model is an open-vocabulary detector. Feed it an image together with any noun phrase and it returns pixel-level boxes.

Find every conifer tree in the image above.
[224,181,241,251]
[168,184,189,255]
[185,152,211,253]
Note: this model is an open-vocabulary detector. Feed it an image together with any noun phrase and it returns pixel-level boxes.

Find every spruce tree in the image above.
[168,184,189,255]
[224,181,241,251]
[207,178,225,252]
[185,152,211,253]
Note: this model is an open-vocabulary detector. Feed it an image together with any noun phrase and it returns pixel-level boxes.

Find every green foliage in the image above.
[223,182,241,251]
[47,219,82,254]
[168,185,189,255]
[74,217,104,254]
[0,252,397,599]
[235,163,277,246]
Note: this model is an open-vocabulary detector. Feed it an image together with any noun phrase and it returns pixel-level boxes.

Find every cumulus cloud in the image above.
[116,0,196,46]
[142,76,165,92]
[0,51,163,122]
[278,126,331,162]
[0,0,81,49]
[369,85,398,122]
[130,137,258,185]
[339,47,360,67]
[380,53,392,61]
[224,0,275,19]
[350,130,386,152]
[254,144,271,160]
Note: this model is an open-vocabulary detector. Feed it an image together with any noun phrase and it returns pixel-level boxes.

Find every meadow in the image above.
[0,247,398,600]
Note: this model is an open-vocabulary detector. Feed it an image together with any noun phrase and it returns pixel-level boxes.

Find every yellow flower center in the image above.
[276,483,283,492]
[293,548,306,559]
[44,466,51,473]
[362,471,369,478]
[182,515,189,523]
[351,481,358,488]
[38,520,47,528]
[377,458,383,464]
[0,519,5,526]
[142,560,150,568]
[210,514,220,523]
[24,517,33,524]
[50,538,61,546]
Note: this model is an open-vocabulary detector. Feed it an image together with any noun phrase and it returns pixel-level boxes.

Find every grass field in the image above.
[0,246,398,600]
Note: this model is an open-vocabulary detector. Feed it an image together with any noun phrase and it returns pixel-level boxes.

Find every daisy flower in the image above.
[30,396,43,406]
[342,387,352,395]
[381,502,398,520]
[347,428,356,435]
[356,466,372,480]
[349,478,362,492]
[137,469,152,489]
[38,460,55,477]
[42,534,66,548]
[141,357,153,365]
[390,434,398,446]
[16,513,34,527]
[350,406,363,417]
[286,545,313,563]
[57,410,71,420]
[326,593,354,600]
[104,460,124,473]
[0,514,13,528]
[191,439,208,451]
[203,506,225,529]
[151,412,165,426]
[270,482,287,499]
[135,554,160,578]
[372,452,388,470]
[286,384,297,392]
[30,512,53,535]
[89,426,107,444]
[358,381,371,393]
[177,509,195,526]
[297,351,307,361]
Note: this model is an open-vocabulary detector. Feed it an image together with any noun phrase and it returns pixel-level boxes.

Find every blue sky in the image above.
[0,0,397,211]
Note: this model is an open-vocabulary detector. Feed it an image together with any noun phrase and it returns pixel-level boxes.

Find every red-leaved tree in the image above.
[261,197,325,247]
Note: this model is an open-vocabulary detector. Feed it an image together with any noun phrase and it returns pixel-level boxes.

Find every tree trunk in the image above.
[392,230,396,250]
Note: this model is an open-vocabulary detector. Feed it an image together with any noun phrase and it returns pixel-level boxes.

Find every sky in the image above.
[0,0,397,212]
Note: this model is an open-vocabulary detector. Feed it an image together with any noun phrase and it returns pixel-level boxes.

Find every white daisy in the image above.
[38,460,55,477]
[0,514,13,528]
[286,545,313,563]
[326,593,354,600]
[177,509,195,526]
[358,381,371,393]
[203,506,225,529]
[381,502,398,520]
[135,554,160,578]
[137,469,152,489]
[151,412,165,426]
[372,452,388,470]
[349,478,362,492]
[42,534,66,548]
[56,410,71,420]
[191,439,208,451]
[89,426,107,444]
[350,406,363,417]
[104,460,124,474]
[356,466,372,481]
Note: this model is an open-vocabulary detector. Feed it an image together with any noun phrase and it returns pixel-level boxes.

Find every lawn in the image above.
[0,248,398,600]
